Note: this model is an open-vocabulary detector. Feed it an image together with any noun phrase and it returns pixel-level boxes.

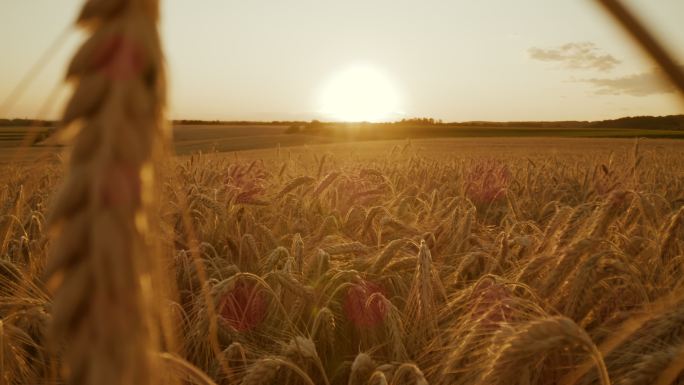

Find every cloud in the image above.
[529,42,620,71]
[580,67,682,96]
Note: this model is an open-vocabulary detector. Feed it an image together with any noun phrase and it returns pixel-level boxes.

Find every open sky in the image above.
[0,0,682,122]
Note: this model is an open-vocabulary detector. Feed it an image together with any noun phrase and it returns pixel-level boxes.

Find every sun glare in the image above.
[318,65,400,122]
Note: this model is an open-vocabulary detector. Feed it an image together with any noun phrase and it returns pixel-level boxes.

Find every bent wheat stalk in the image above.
[46,0,166,384]
[483,316,610,385]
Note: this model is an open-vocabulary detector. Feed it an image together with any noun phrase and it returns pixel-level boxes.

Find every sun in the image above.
[318,64,401,122]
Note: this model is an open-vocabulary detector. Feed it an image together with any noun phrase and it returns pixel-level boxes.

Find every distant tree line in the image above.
[396,118,444,125]
[3,115,682,131]
[172,119,307,126]
[0,119,56,127]
[445,115,684,130]
[590,115,684,130]
[284,115,684,135]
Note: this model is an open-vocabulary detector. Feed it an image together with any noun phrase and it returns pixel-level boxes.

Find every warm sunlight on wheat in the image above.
[2,137,684,384]
[1,0,684,384]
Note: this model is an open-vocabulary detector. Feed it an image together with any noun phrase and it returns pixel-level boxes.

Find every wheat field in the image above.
[1,137,683,384]
[2,0,684,383]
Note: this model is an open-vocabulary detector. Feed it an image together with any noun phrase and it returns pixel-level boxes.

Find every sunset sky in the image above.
[0,0,682,122]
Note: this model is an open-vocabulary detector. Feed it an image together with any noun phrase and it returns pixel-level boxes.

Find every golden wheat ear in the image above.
[46,0,166,384]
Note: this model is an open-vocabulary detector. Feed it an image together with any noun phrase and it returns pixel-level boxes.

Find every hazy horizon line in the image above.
[2,113,683,126]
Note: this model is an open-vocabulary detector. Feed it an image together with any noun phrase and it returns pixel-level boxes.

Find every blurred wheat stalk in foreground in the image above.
[596,0,684,101]
[46,0,166,384]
